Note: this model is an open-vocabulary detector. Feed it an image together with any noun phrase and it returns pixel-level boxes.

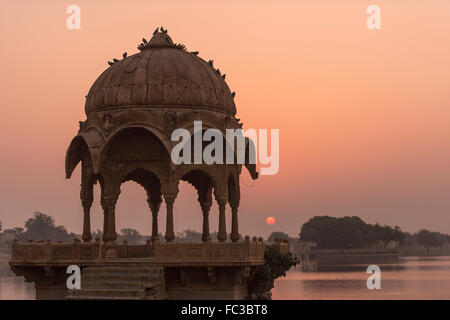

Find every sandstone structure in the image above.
[10,28,265,300]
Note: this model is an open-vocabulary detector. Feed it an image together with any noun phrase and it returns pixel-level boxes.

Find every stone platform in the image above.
[9,238,266,300]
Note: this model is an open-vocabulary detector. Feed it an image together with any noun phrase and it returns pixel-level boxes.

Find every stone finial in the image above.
[252,236,258,243]
[123,239,128,245]
[244,235,250,243]
[258,237,264,244]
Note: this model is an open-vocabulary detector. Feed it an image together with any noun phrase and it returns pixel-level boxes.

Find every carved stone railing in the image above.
[116,240,152,258]
[11,239,101,262]
[152,237,265,264]
[11,237,266,264]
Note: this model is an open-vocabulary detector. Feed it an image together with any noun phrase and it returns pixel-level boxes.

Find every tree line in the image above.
[1,213,449,253]
[267,215,449,251]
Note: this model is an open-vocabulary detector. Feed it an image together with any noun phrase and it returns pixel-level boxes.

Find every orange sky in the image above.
[0,1,449,238]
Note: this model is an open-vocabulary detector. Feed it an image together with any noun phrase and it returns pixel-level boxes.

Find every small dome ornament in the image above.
[138,27,186,51]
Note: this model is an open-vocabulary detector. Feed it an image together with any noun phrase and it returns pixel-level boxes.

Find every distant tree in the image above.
[267,232,290,244]
[91,229,103,241]
[416,229,447,255]
[299,216,406,249]
[23,211,73,242]
[120,228,142,244]
[299,216,367,249]
[175,229,202,242]
[393,226,406,244]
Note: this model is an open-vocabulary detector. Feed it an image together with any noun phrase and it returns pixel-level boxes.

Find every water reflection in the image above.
[0,277,35,300]
[272,256,450,300]
[1,257,449,300]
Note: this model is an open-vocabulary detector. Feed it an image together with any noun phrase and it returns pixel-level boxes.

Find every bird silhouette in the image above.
[222,74,226,79]
[153,28,159,35]
[108,61,114,66]
[231,92,236,98]
[160,26,166,33]
[208,60,214,67]
[113,58,119,63]
[216,69,221,75]
[123,52,127,59]
[191,51,199,56]
[142,38,148,44]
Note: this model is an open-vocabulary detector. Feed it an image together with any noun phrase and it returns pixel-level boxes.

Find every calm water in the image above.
[272,256,450,299]
[1,257,449,299]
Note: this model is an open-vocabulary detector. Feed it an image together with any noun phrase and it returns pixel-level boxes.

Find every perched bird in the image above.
[208,60,214,67]
[108,61,114,66]
[113,58,119,63]
[191,51,199,55]
[216,69,221,75]
[142,38,148,44]
[153,28,159,35]
[160,26,166,33]
[231,92,236,98]
[123,52,127,59]
[222,74,226,79]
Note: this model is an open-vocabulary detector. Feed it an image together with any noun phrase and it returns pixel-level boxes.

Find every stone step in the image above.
[82,281,161,290]
[66,295,143,300]
[66,294,166,300]
[68,288,144,298]
[66,266,166,300]
[83,267,162,274]
[82,273,162,282]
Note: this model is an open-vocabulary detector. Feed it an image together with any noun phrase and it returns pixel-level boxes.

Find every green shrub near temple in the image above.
[248,244,299,299]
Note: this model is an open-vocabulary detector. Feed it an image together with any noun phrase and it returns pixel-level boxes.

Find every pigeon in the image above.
[160,26,166,33]
[191,51,199,55]
[142,38,148,44]
[108,61,114,66]
[216,69,221,75]
[231,92,236,98]
[123,52,127,59]
[153,28,159,35]
[222,74,226,79]
[113,58,119,63]
[208,60,214,67]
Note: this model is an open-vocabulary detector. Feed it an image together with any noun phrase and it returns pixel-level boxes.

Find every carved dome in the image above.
[85,29,236,117]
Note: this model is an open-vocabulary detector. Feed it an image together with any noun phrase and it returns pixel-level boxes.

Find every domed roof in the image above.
[85,29,236,116]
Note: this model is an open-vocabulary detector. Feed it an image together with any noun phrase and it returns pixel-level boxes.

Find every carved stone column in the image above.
[201,201,212,242]
[149,198,162,241]
[101,195,118,258]
[81,202,93,243]
[80,171,93,243]
[230,201,240,243]
[164,195,176,242]
[217,198,227,242]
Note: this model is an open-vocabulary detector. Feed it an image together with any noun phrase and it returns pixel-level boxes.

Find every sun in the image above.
[266,216,276,225]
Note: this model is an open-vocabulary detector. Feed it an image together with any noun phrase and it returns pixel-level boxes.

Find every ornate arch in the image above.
[98,125,172,172]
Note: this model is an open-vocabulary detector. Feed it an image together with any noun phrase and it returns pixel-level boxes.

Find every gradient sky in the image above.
[0,1,449,238]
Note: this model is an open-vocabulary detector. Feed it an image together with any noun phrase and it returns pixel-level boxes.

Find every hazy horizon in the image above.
[1,1,449,239]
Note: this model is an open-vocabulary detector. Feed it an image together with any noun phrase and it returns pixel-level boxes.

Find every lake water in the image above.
[272,256,450,299]
[1,257,449,300]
